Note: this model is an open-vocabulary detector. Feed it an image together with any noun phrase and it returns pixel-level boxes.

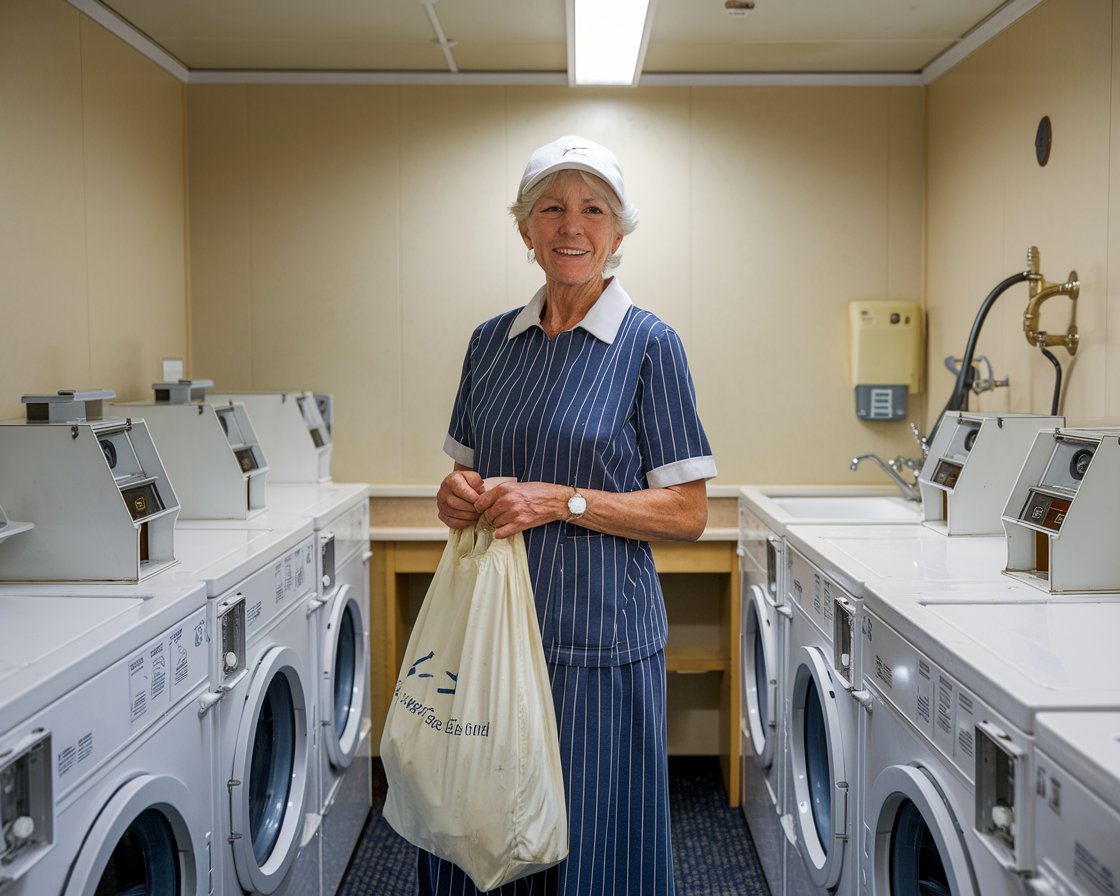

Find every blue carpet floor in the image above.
[339,757,770,895]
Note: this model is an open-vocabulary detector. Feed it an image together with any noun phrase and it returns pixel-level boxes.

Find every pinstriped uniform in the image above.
[425,279,717,896]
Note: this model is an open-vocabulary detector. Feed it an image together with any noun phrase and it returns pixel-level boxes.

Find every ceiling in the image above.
[71,0,1041,86]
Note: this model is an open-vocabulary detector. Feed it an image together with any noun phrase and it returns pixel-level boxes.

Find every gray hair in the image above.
[509,170,638,273]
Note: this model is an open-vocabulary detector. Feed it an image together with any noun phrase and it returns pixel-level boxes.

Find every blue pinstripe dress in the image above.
[423,279,717,896]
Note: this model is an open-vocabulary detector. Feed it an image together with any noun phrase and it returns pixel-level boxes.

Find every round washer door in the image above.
[788,645,852,889]
[744,583,778,768]
[321,583,368,769]
[63,775,205,896]
[230,645,310,895]
[867,764,978,896]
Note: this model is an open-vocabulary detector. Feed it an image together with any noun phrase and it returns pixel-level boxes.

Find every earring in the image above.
[527,248,536,264]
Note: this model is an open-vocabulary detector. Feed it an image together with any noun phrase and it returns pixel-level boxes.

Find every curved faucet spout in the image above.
[850,453,921,502]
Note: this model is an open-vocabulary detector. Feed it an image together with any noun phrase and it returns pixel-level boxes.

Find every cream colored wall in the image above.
[187,84,926,486]
[0,0,187,422]
[925,0,1114,429]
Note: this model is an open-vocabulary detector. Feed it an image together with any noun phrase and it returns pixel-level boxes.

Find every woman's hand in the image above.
[479,479,708,542]
[474,481,567,539]
[436,467,485,528]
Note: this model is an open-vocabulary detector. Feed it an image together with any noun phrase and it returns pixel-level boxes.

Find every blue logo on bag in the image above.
[407,651,436,678]
[407,651,458,695]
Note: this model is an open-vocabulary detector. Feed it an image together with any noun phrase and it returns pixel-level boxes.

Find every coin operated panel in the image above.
[0,729,52,889]
[1001,428,1120,592]
[918,411,1063,536]
[208,390,331,483]
[107,379,270,520]
[0,390,180,583]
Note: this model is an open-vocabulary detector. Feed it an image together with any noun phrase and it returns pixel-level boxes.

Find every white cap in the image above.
[517,135,630,209]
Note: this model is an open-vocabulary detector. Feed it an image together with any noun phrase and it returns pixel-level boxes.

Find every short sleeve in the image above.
[443,333,478,469]
[637,327,717,488]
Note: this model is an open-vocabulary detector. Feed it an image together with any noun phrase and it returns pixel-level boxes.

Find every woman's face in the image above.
[521,170,624,289]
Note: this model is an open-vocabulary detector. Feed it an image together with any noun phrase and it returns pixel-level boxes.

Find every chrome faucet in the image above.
[850,453,921,502]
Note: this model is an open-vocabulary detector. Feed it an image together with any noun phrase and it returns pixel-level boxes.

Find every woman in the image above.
[429,135,717,895]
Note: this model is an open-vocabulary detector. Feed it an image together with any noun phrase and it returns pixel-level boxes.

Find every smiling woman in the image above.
[422,135,718,895]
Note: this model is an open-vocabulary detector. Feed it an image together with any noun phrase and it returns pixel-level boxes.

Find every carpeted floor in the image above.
[339,756,770,895]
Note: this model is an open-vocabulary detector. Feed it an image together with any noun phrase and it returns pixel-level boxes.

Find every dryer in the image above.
[264,481,371,896]
[1031,711,1120,896]
[738,487,923,896]
[0,586,211,895]
[859,596,1120,896]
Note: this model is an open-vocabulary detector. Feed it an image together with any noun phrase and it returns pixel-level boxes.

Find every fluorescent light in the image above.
[572,0,653,86]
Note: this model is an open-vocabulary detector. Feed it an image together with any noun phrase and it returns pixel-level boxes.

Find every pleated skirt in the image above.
[416,650,675,896]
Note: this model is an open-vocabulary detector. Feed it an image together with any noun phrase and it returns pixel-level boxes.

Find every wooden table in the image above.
[368,494,741,806]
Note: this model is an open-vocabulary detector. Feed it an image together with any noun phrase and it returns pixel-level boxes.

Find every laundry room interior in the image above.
[2,0,1119,894]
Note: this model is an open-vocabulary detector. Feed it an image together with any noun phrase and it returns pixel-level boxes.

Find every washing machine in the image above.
[859,595,1120,896]
[738,486,923,896]
[783,546,864,896]
[264,481,372,896]
[207,390,331,484]
[190,527,319,896]
[1031,710,1120,896]
[0,585,212,895]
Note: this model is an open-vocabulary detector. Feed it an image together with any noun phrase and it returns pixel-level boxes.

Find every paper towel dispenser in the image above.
[849,300,924,422]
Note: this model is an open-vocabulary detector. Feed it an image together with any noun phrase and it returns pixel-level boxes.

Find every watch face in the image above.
[568,494,587,516]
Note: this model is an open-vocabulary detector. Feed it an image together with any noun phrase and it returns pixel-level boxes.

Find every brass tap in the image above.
[1023,245,1080,354]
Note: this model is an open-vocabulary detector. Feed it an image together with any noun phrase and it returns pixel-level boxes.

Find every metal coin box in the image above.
[108,379,270,520]
[918,411,1063,535]
[1001,427,1120,592]
[0,390,180,583]
[207,390,332,483]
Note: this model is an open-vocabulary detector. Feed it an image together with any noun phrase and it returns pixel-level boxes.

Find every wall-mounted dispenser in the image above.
[848,301,924,422]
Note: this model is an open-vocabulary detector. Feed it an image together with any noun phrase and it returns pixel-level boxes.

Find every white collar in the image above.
[507,278,633,344]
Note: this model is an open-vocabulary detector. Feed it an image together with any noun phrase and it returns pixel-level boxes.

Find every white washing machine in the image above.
[192,528,319,896]
[167,518,320,896]
[780,523,1006,896]
[265,481,371,896]
[738,487,923,896]
[0,586,212,895]
[783,546,863,896]
[783,524,1007,594]
[859,596,1120,896]
[1031,711,1120,896]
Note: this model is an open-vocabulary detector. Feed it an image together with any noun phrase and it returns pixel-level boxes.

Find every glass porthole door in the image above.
[229,646,310,895]
[63,776,204,896]
[788,645,851,890]
[321,584,367,769]
[744,583,778,768]
[867,765,978,896]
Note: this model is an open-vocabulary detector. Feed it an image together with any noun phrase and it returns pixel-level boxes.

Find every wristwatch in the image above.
[566,488,587,522]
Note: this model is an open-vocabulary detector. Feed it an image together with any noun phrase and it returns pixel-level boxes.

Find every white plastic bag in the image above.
[380,521,568,891]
